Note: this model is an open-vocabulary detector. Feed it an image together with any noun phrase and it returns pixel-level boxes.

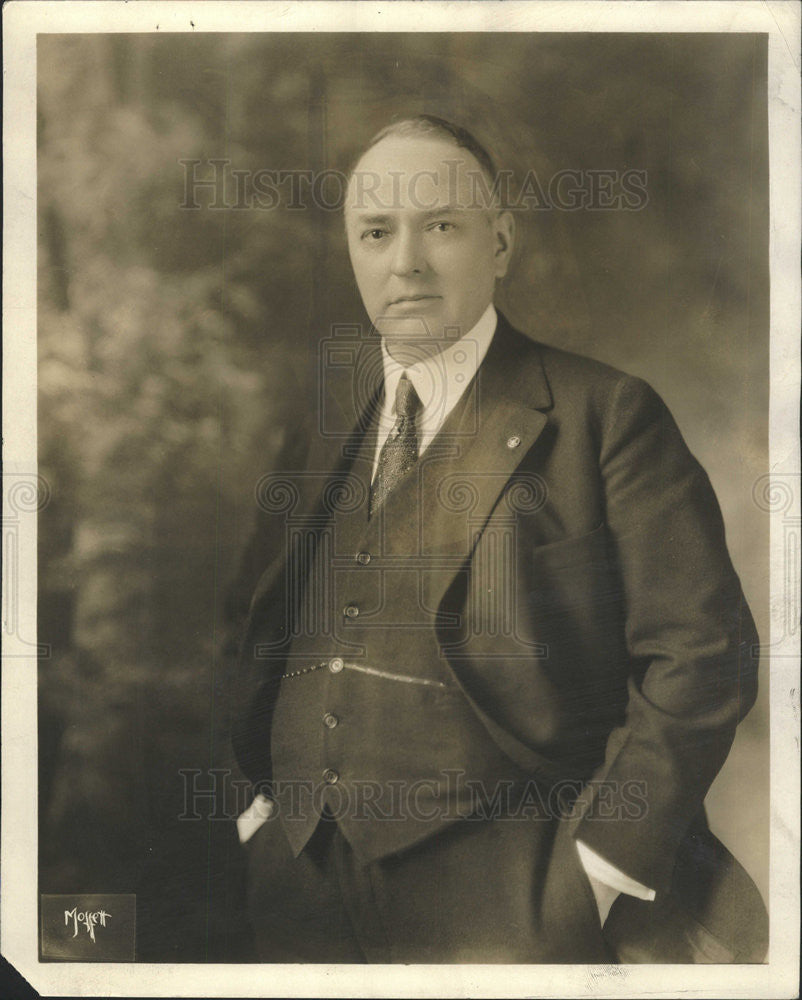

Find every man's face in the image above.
[344,135,514,355]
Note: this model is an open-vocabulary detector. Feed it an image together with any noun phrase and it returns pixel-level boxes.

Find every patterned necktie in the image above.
[369,373,422,517]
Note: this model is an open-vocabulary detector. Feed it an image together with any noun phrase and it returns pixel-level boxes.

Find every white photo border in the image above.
[2,2,799,997]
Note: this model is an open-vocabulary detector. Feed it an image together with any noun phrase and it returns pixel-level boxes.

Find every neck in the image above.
[382,304,494,366]
[384,337,451,366]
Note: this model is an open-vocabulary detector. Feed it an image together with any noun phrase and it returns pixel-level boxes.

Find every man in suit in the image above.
[229,115,766,963]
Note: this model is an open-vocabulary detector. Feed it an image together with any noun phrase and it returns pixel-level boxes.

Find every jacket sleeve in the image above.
[567,373,760,895]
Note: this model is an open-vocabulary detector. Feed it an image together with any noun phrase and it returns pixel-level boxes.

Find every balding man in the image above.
[229,115,766,963]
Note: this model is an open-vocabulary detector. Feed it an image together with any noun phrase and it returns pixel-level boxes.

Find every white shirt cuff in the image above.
[576,839,657,901]
[236,793,275,844]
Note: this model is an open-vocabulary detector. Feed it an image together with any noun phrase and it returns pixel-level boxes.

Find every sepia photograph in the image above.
[2,2,800,997]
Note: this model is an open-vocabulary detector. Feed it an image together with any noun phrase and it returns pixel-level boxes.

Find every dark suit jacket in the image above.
[230,312,766,961]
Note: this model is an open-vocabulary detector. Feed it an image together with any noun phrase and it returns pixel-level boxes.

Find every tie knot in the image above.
[395,373,421,419]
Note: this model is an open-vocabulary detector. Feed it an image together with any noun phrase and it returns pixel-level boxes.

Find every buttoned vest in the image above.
[270,390,531,862]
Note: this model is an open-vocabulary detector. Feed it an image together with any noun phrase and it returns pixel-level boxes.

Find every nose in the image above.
[390,227,424,277]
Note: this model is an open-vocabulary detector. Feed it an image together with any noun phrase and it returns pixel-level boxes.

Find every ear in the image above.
[493,210,515,279]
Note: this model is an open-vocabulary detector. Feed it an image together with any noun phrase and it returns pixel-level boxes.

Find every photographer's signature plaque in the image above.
[40,894,136,961]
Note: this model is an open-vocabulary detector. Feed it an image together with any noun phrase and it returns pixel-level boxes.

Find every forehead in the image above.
[345,134,488,215]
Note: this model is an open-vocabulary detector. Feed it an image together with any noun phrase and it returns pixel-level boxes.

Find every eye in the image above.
[362,228,387,242]
[429,221,455,233]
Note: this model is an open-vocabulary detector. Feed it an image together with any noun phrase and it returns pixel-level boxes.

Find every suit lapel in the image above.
[296,333,384,523]
[419,315,553,615]
[245,333,383,629]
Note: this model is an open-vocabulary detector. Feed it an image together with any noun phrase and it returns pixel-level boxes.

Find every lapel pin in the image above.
[506,435,521,450]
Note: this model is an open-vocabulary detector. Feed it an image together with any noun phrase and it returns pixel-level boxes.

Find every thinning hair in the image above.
[349,114,498,186]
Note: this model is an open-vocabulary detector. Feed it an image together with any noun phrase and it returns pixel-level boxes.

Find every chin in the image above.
[374,315,447,345]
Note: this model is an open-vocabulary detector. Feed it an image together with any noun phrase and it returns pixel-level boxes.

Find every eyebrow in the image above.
[350,205,468,224]
[352,214,392,225]
[421,204,466,217]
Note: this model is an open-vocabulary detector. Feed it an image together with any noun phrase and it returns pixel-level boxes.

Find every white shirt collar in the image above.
[377,303,497,443]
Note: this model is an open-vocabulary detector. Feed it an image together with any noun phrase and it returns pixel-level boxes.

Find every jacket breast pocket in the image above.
[524,522,627,685]
[529,522,610,572]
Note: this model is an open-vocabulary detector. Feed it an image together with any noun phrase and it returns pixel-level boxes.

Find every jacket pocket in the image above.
[539,820,611,961]
[529,522,609,570]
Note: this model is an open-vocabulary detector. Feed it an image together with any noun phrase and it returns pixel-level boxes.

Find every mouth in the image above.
[388,294,441,307]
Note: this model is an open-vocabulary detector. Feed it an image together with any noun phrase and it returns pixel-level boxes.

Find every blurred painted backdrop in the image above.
[37,32,768,961]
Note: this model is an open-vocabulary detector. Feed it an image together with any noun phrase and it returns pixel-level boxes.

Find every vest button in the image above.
[322,712,339,729]
[343,604,360,618]
[355,551,371,565]
[506,435,521,450]
[322,768,339,785]
[328,657,344,674]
